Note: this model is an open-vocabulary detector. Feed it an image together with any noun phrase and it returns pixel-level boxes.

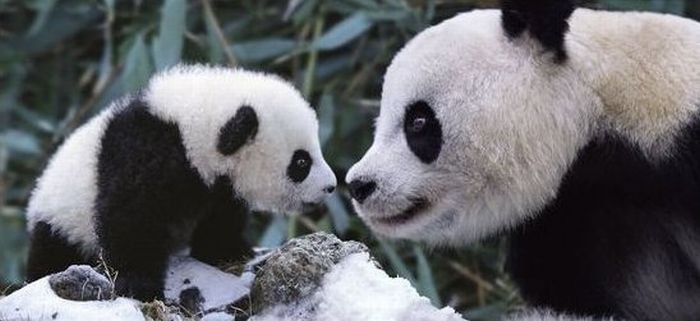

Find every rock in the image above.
[250,232,369,314]
[49,265,114,301]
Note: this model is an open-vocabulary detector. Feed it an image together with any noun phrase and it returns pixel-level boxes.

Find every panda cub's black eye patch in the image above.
[287,149,312,183]
[404,100,442,164]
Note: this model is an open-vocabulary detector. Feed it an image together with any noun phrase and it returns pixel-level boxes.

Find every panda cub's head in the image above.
[146,65,336,213]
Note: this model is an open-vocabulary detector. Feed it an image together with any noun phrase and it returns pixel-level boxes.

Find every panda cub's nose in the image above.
[348,179,376,204]
[323,185,335,194]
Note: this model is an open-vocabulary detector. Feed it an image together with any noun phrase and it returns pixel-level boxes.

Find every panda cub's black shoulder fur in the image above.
[95,98,251,299]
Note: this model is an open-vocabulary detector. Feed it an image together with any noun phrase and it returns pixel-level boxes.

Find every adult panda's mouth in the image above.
[372,198,431,226]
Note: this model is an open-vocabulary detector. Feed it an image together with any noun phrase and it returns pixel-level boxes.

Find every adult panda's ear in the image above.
[217,106,259,156]
[501,0,576,63]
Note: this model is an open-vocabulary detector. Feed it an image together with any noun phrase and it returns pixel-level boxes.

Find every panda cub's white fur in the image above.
[27,105,120,256]
[26,65,336,300]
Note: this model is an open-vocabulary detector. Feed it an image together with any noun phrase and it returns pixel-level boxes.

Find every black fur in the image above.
[287,149,312,183]
[26,221,92,281]
[190,176,252,266]
[507,118,700,320]
[93,98,250,301]
[501,0,576,62]
[348,179,377,204]
[217,106,258,156]
[404,100,442,164]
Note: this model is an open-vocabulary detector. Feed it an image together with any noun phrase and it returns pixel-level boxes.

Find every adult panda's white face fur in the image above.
[346,5,700,245]
[146,66,336,213]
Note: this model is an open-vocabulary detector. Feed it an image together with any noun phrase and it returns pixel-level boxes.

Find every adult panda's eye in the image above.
[403,100,442,164]
[409,117,427,133]
[288,149,313,183]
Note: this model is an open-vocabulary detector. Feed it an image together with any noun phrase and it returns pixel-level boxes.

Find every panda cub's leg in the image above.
[97,212,172,301]
[26,221,92,281]
[190,177,252,266]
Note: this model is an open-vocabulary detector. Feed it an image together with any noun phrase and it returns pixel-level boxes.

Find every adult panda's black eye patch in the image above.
[218,106,258,156]
[404,100,442,164]
[287,149,312,183]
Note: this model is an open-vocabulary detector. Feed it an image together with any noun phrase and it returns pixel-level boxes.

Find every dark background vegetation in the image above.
[0,0,697,319]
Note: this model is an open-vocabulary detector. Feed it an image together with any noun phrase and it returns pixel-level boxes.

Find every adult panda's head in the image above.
[347,0,700,245]
[145,65,336,213]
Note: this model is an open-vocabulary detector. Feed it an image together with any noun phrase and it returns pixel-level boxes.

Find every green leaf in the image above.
[413,245,441,306]
[12,3,102,55]
[152,0,187,70]
[378,238,417,285]
[324,193,350,235]
[318,92,335,146]
[311,12,373,51]
[122,34,153,93]
[231,38,297,64]
[26,0,58,36]
[204,6,224,64]
[259,215,288,248]
[602,0,686,14]
[464,302,509,320]
[1,130,41,156]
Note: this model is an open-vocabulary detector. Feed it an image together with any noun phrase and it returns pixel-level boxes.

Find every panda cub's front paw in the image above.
[115,274,164,302]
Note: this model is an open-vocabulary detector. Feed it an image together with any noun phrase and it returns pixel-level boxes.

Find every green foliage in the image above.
[0,0,696,319]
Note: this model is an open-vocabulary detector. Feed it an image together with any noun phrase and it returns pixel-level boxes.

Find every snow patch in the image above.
[252,252,465,321]
[0,256,251,321]
[0,277,144,321]
[165,256,250,312]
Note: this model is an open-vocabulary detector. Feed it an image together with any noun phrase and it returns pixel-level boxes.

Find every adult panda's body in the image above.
[26,65,337,301]
[346,1,700,320]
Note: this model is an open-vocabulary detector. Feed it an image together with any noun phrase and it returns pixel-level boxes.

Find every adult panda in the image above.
[26,65,337,301]
[346,1,700,320]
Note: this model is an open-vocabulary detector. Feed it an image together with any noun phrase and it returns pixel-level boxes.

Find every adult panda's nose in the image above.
[323,185,336,194]
[348,179,376,204]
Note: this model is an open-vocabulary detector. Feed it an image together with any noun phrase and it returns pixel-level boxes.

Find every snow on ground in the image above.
[252,252,466,321]
[0,276,144,321]
[164,256,251,313]
[0,256,251,321]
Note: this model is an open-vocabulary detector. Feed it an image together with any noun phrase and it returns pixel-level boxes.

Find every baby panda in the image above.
[26,65,337,301]
[347,0,700,320]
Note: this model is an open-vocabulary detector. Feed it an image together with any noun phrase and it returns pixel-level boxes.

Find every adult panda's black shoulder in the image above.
[346,0,700,319]
[26,65,336,301]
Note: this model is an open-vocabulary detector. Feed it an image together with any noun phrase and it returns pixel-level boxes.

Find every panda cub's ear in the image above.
[217,106,259,155]
[501,0,576,62]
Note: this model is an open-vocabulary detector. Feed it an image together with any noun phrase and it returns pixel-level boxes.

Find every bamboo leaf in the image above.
[311,12,373,51]
[152,0,187,70]
[231,38,297,64]
[259,215,288,248]
[413,245,441,306]
[122,34,153,93]
[318,92,335,146]
[378,238,417,285]
[325,193,350,235]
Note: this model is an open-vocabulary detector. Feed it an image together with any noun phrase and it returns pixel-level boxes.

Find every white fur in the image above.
[27,65,336,255]
[27,104,121,256]
[146,65,336,213]
[505,310,614,321]
[346,9,700,246]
